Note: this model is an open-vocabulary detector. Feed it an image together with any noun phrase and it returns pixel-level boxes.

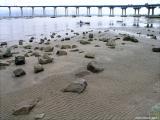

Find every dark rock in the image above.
[64,37,70,40]
[13,99,39,115]
[56,50,67,56]
[151,35,157,40]
[34,64,44,73]
[62,79,87,93]
[39,39,44,44]
[19,40,23,45]
[0,42,7,46]
[85,53,95,59]
[99,38,109,42]
[89,33,93,38]
[61,45,71,49]
[152,48,160,52]
[123,36,138,43]
[15,56,25,65]
[13,68,26,77]
[87,61,104,73]
[80,40,90,45]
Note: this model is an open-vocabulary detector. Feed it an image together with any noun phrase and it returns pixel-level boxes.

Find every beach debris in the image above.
[62,79,87,93]
[56,50,67,56]
[12,99,39,115]
[72,45,77,48]
[87,61,104,73]
[123,35,139,43]
[80,40,90,45]
[13,68,26,77]
[34,113,45,120]
[61,45,71,49]
[34,64,44,73]
[24,45,32,49]
[44,46,54,52]
[75,70,90,78]
[38,54,53,64]
[152,48,160,52]
[0,42,7,47]
[85,53,95,59]
[106,39,116,48]
[15,56,25,65]
[19,40,24,45]
[89,33,93,38]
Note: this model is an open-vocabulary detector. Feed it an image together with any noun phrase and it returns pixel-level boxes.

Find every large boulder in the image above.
[61,45,71,49]
[87,61,104,73]
[85,53,95,59]
[12,99,39,115]
[80,40,91,45]
[15,56,25,65]
[44,46,54,52]
[152,48,160,52]
[62,79,87,93]
[56,50,67,56]
[38,54,53,64]
[13,68,26,77]
[123,36,138,43]
[34,64,44,73]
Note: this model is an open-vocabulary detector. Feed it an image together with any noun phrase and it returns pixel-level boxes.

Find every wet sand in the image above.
[0,27,160,120]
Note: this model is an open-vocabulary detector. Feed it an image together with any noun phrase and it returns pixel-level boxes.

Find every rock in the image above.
[123,36,138,43]
[34,64,44,73]
[3,48,12,58]
[106,40,116,48]
[44,46,54,52]
[70,49,79,52]
[95,45,100,47]
[38,54,53,64]
[39,39,44,44]
[0,42,7,46]
[72,45,77,48]
[87,61,104,73]
[65,37,70,40]
[57,35,61,38]
[62,79,87,93]
[24,53,29,57]
[13,99,39,115]
[19,40,23,45]
[56,50,67,56]
[34,113,45,120]
[88,38,93,41]
[80,40,90,45]
[61,45,71,49]
[99,38,109,42]
[152,48,160,52]
[151,35,157,40]
[0,61,10,66]
[13,68,26,77]
[89,33,93,38]
[32,51,41,57]
[85,53,95,59]
[15,56,25,65]
[75,70,90,78]
[24,45,32,49]
[11,45,18,49]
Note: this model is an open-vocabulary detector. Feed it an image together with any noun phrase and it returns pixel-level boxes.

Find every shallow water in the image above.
[0,16,160,43]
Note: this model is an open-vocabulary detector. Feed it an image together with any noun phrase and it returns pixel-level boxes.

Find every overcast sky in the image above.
[0,0,160,5]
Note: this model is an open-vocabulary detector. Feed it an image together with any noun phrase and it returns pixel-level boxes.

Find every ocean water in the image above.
[0,16,160,43]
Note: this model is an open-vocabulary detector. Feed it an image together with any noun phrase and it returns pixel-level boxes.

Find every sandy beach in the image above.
[0,26,160,120]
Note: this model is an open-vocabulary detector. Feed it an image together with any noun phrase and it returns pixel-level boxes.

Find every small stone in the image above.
[70,49,79,52]
[34,64,44,73]
[15,56,25,65]
[72,45,77,48]
[99,38,109,42]
[89,33,93,38]
[0,42,7,46]
[80,40,90,45]
[0,61,10,66]
[123,36,138,43]
[13,68,26,77]
[24,45,32,49]
[62,79,87,93]
[13,99,39,115]
[61,45,71,49]
[95,45,100,47]
[2,48,12,58]
[19,40,23,45]
[65,37,70,40]
[87,61,104,73]
[106,40,116,48]
[34,113,45,120]
[85,53,95,59]
[44,46,54,52]
[152,48,160,52]
[56,50,67,56]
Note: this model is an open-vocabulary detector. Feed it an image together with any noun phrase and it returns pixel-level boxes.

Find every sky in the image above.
[0,0,160,5]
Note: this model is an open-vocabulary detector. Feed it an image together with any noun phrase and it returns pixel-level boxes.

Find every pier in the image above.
[0,4,160,17]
